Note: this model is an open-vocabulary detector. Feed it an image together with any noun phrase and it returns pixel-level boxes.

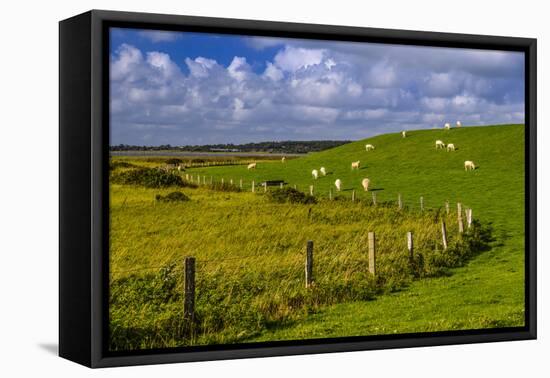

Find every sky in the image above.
[109,28,525,146]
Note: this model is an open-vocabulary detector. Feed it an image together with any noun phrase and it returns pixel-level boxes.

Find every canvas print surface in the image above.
[108,27,526,352]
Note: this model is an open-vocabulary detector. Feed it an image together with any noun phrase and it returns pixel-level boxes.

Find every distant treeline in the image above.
[110,140,351,154]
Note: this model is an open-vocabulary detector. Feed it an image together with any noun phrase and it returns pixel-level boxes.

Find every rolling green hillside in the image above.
[187,124,526,339]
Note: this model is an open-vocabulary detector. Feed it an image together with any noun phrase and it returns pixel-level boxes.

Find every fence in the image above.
[111,207,471,326]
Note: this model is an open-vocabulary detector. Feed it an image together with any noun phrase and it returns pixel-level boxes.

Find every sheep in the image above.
[351,161,360,170]
[435,140,445,149]
[335,179,342,191]
[312,169,319,179]
[464,160,476,171]
[402,131,407,138]
[456,121,462,128]
[281,156,286,163]
[365,144,375,151]
[444,123,451,130]
[446,143,456,151]
[320,167,327,176]
[247,162,257,170]
[361,178,370,192]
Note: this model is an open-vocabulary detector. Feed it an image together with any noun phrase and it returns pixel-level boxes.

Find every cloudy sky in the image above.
[110,28,525,146]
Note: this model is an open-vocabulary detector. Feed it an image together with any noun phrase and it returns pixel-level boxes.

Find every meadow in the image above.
[109,124,525,350]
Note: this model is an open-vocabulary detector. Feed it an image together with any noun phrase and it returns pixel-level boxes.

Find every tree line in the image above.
[110,140,351,154]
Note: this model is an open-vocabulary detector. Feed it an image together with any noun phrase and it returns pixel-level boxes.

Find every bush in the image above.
[111,168,196,188]
[266,187,317,204]
[109,161,136,170]
[155,191,190,203]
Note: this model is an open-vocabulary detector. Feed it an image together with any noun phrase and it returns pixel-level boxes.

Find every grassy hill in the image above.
[187,124,526,339]
[109,124,526,348]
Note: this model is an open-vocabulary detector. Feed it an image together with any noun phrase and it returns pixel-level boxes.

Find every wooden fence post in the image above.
[420,196,424,211]
[203,176,206,185]
[305,240,313,288]
[441,221,448,250]
[309,185,314,196]
[368,232,376,275]
[280,182,283,189]
[466,208,473,229]
[372,192,377,206]
[230,179,233,185]
[185,174,189,181]
[197,174,200,184]
[264,182,267,192]
[398,193,402,210]
[183,257,196,321]
[352,190,356,202]
[293,184,297,190]
[329,189,332,201]
[221,178,224,185]
[445,201,450,215]
[457,203,464,234]
[239,179,243,189]
[252,180,255,193]
[407,231,414,260]
[210,176,213,184]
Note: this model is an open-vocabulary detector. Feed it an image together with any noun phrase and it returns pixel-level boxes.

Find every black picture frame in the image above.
[59,9,537,368]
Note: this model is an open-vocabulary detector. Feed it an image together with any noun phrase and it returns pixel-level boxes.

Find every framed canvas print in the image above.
[59,10,537,368]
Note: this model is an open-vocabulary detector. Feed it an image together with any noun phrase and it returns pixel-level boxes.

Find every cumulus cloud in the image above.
[110,36,525,145]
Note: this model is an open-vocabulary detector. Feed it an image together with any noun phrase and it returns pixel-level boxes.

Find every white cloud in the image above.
[263,62,284,81]
[274,46,325,72]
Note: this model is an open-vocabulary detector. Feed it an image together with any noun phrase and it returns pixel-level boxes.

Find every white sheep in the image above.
[435,140,445,149]
[312,169,319,179]
[320,167,327,176]
[281,156,286,163]
[456,121,462,128]
[247,162,257,170]
[446,143,456,151]
[365,144,375,151]
[402,131,407,138]
[351,161,360,170]
[464,160,476,171]
[444,123,451,130]
[335,179,342,191]
[361,178,371,192]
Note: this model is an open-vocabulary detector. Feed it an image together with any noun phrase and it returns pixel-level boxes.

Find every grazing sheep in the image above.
[365,144,375,151]
[351,161,360,170]
[456,121,462,128]
[335,179,342,191]
[312,169,319,179]
[281,156,286,163]
[247,162,257,170]
[444,123,451,130]
[435,140,445,149]
[402,131,407,138]
[446,143,456,151]
[464,160,476,171]
[361,178,371,192]
[320,167,327,176]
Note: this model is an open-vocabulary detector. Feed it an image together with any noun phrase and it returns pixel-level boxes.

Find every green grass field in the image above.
[109,124,525,350]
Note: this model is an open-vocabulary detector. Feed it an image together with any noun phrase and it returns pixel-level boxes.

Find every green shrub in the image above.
[109,161,136,170]
[266,187,317,204]
[155,191,190,202]
[111,168,196,188]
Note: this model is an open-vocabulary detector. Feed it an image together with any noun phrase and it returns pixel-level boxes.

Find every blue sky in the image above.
[110,28,525,146]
